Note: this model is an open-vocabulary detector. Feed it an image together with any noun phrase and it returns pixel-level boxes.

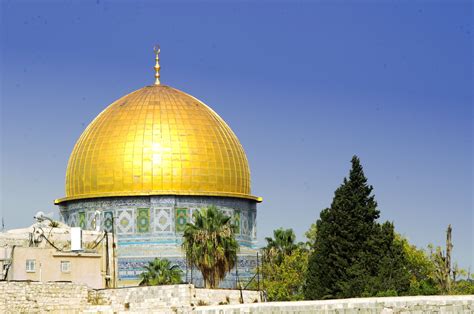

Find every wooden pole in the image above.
[446,224,453,292]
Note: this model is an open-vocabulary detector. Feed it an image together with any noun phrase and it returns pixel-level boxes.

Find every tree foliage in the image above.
[261,248,309,301]
[256,228,308,301]
[304,156,410,299]
[451,279,474,295]
[397,236,439,295]
[139,258,182,286]
[395,232,474,296]
[427,242,474,295]
[263,228,300,264]
[304,223,317,250]
[258,156,473,299]
[182,206,239,288]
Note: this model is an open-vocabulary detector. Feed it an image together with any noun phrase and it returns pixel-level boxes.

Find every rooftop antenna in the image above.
[1,217,4,232]
[154,44,161,85]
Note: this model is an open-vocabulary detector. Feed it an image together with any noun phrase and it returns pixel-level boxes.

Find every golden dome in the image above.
[56,85,260,204]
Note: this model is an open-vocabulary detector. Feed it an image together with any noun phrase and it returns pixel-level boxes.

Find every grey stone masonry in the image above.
[1,281,472,313]
[0,281,260,313]
[88,284,261,312]
[194,295,474,314]
[0,281,89,313]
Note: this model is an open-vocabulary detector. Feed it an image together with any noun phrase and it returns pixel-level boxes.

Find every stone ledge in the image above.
[193,295,474,314]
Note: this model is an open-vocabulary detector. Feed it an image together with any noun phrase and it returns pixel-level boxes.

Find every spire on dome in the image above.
[154,45,161,85]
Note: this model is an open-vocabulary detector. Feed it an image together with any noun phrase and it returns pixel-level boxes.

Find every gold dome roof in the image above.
[56,84,260,204]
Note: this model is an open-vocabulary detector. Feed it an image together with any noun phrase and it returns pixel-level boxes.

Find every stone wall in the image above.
[88,284,260,312]
[0,281,260,313]
[0,281,89,313]
[194,295,474,313]
[2,281,472,313]
[89,284,194,312]
[194,288,260,305]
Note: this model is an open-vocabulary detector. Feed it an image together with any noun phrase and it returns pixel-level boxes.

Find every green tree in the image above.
[396,231,473,296]
[425,225,474,295]
[182,206,238,288]
[254,228,307,301]
[263,228,300,264]
[398,236,439,295]
[449,263,474,295]
[260,248,309,301]
[451,279,474,295]
[304,156,410,299]
[347,222,410,297]
[304,223,318,250]
[139,258,182,286]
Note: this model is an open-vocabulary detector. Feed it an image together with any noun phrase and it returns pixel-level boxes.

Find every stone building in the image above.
[0,221,115,289]
[55,47,262,287]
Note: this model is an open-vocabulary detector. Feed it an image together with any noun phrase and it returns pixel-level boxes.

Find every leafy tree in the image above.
[397,230,473,296]
[259,248,309,301]
[139,258,182,286]
[451,262,466,283]
[397,235,439,295]
[182,206,238,288]
[449,263,474,295]
[427,226,474,296]
[451,279,474,295]
[304,223,318,250]
[304,156,410,299]
[253,228,308,301]
[427,244,474,295]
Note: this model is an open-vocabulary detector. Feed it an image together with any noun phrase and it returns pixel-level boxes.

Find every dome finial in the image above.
[153,44,161,85]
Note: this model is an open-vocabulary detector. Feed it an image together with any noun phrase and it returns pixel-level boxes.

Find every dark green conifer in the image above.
[304,156,409,299]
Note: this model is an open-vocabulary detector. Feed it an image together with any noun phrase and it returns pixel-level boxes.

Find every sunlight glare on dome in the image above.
[56,85,257,203]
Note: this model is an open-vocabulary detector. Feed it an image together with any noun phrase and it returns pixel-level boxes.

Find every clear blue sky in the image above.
[1,1,472,268]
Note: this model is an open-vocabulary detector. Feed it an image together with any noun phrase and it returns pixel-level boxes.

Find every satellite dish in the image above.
[34,211,54,223]
[34,211,46,221]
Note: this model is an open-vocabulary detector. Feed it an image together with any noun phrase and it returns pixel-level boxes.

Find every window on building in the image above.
[60,261,71,273]
[26,259,36,272]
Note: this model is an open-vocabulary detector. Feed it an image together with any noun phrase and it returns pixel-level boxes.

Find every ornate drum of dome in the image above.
[56,48,261,287]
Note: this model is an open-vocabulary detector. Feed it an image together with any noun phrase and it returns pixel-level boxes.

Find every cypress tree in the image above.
[304,156,409,299]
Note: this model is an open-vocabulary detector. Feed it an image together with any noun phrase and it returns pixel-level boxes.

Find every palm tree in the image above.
[139,258,182,286]
[182,206,239,288]
[264,228,300,264]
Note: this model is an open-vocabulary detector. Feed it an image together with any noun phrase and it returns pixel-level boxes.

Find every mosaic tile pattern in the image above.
[118,254,258,288]
[232,210,241,234]
[188,208,199,224]
[68,212,77,228]
[78,211,86,229]
[155,208,172,232]
[103,211,114,232]
[175,208,189,233]
[60,195,258,283]
[241,210,249,236]
[62,196,256,239]
[136,208,150,233]
[87,211,97,230]
[117,209,134,234]
[250,211,257,239]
